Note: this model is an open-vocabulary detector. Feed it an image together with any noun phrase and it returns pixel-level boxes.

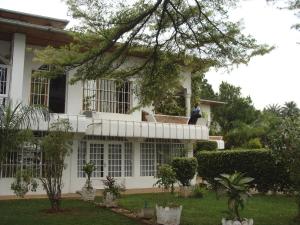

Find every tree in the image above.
[40,119,73,212]
[191,71,217,106]
[34,0,272,108]
[213,82,259,133]
[0,102,45,168]
[266,102,300,221]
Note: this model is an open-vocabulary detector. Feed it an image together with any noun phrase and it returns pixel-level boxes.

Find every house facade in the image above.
[0,8,209,196]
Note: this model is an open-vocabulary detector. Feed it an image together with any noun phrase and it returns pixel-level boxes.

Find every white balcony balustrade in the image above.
[32,114,209,140]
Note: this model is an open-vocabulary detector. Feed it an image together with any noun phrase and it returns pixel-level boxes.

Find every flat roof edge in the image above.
[0,8,69,24]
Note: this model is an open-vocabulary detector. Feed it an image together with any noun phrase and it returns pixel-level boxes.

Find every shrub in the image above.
[172,157,198,186]
[196,149,290,192]
[246,138,262,149]
[154,164,177,193]
[83,162,96,190]
[11,169,38,198]
[194,140,217,152]
[215,172,254,221]
[102,176,125,198]
[191,184,205,198]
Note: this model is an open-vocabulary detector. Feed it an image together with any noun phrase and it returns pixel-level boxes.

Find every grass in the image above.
[119,191,298,225]
[0,198,140,225]
[0,192,297,225]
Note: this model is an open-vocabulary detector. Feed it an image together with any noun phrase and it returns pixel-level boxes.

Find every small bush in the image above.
[154,164,176,193]
[11,169,38,198]
[195,140,217,152]
[246,138,262,149]
[196,149,290,192]
[172,157,198,186]
[191,184,205,198]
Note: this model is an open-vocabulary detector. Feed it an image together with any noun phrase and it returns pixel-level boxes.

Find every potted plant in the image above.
[154,164,182,225]
[80,162,96,201]
[172,157,198,198]
[102,176,125,207]
[215,172,254,225]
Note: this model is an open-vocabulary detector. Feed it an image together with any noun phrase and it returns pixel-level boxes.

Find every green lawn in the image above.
[0,192,297,225]
[0,198,140,225]
[119,192,298,225]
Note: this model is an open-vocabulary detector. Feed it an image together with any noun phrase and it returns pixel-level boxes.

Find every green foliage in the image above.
[83,162,96,190]
[40,119,73,211]
[213,82,260,134]
[191,71,217,106]
[191,184,205,198]
[196,149,290,192]
[154,164,177,194]
[172,157,198,186]
[0,102,46,165]
[265,101,300,218]
[246,138,262,149]
[34,0,271,108]
[194,140,217,152]
[215,172,254,221]
[11,169,38,198]
[102,176,125,199]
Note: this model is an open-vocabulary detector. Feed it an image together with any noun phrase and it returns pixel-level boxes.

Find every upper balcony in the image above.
[32,113,209,141]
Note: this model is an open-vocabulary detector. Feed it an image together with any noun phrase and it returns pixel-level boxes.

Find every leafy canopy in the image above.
[34,0,272,107]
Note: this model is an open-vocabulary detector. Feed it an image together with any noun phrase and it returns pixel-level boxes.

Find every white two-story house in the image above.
[0,8,209,196]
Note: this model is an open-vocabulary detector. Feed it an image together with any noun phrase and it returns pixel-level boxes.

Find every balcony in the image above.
[33,114,209,141]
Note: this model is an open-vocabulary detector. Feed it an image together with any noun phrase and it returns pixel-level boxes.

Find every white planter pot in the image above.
[104,192,118,208]
[221,218,254,225]
[81,188,96,201]
[156,205,182,225]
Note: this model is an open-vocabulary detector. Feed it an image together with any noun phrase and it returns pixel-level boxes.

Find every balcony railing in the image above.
[32,114,209,140]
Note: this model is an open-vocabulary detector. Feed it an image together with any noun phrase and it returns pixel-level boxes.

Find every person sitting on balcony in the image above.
[188,104,202,124]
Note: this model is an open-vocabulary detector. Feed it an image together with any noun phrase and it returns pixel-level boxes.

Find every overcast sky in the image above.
[1,0,300,109]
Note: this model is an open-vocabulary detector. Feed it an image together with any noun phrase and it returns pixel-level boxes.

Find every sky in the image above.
[1,0,300,110]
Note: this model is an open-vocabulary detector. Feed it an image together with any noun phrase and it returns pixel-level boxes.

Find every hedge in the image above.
[172,157,198,186]
[196,149,290,192]
[194,140,217,152]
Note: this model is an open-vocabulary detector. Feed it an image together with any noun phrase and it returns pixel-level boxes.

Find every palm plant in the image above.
[215,172,254,221]
[0,102,47,167]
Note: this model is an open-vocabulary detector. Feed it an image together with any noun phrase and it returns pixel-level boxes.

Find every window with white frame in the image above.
[0,64,9,105]
[77,139,133,178]
[140,141,186,176]
[124,143,133,177]
[83,79,132,114]
[77,141,87,178]
[0,143,44,178]
[140,143,156,176]
[30,66,50,106]
[108,144,122,177]
[90,143,104,177]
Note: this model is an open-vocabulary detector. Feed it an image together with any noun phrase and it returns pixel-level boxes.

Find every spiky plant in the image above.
[215,172,254,221]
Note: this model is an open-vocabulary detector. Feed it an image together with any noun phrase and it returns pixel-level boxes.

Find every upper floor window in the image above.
[30,65,66,113]
[30,65,50,106]
[0,64,9,106]
[83,79,132,114]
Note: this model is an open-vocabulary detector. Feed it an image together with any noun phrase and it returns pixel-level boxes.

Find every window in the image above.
[90,143,104,177]
[140,141,186,176]
[77,139,133,178]
[30,76,49,106]
[140,143,156,176]
[124,143,133,177]
[30,66,66,113]
[77,141,87,178]
[0,64,9,105]
[108,144,122,177]
[0,143,44,178]
[83,79,132,114]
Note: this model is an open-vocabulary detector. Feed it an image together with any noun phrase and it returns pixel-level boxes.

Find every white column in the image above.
[185,93,191,117]
[10,33,26,104]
